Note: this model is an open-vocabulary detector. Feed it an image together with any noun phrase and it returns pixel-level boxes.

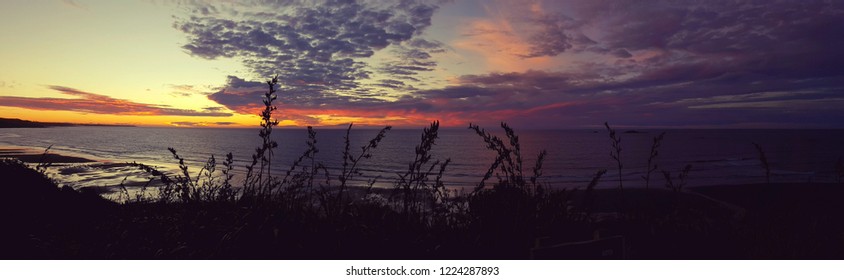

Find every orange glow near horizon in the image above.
[0,104,488,129]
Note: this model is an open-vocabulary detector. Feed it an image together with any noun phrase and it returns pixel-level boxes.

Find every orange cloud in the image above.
[0,86,231,117]
[453,19,553,72]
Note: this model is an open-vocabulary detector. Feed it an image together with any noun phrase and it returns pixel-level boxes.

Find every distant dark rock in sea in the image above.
[624,130,644,134]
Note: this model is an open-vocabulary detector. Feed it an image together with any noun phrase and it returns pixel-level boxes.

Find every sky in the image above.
[1,0,843,129]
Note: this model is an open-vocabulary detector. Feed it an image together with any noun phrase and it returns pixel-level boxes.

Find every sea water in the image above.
[1,126,842,191]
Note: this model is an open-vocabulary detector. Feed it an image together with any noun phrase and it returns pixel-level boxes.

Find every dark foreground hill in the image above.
[4,157,844,259]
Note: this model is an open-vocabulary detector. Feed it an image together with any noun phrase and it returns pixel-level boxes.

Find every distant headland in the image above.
[0,118,135,128]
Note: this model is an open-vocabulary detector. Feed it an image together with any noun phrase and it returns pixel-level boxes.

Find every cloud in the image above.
[0,80,20,89]
[61,0,87,10]
[565,0,844,63]
[174,0,445,94]
[205,74,482,126]
[0,86,232,117]
[207,75,408,114]
[409,65,844,128]
[610,49,632,58]
[437,0,844,127]
[375,38,447,84]
[170,121,238,127]
[455,0,594,61]
[186,0,844,128]
[167,83,218,97]
[519,12,592,58]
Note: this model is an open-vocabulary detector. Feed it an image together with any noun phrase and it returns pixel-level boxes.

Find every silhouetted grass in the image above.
[35,145,53,174]
[643,132,665,189]
[604,122,623,190]
[662,164,692,193]
[582,169,607,217]
[468,122,546,195]
[394,120,451,221]
[334,123,391,217]
[753,142,771,184]
[242,75,281,200]
[8,75,844,259]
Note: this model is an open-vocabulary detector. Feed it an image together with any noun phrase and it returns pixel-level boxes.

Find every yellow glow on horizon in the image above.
[305,114,407,126]
[0,106,260,127]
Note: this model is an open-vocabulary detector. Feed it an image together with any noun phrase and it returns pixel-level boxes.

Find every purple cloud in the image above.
[189,0,844,128]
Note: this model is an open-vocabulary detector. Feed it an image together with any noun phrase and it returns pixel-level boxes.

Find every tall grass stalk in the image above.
[643,132,666,189]
[279,126,319,208]
[604,122,629,214]
[219,152,237,202]
[663,164,692,209]
[604,122,623,190]
[395,121,450,219]
[753,142,771,184]
[662,164,692,193]
[583,169,607,217]
[334,123,391,216]
[243,75,280,199]
[35,145,53,175]
[468,122,545,195]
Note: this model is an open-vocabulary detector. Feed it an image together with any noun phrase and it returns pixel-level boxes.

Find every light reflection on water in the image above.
[2,126,843,193]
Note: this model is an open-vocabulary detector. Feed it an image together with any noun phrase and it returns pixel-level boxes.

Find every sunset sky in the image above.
[1,0,843,128]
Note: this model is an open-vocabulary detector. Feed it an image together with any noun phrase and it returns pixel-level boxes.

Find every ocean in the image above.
[1,126,842,192]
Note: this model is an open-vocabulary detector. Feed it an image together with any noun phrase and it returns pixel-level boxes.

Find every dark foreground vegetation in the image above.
[2,77,844,259]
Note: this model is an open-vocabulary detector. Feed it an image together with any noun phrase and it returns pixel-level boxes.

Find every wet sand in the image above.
[1,146,156,195]
[0,147,96,163]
